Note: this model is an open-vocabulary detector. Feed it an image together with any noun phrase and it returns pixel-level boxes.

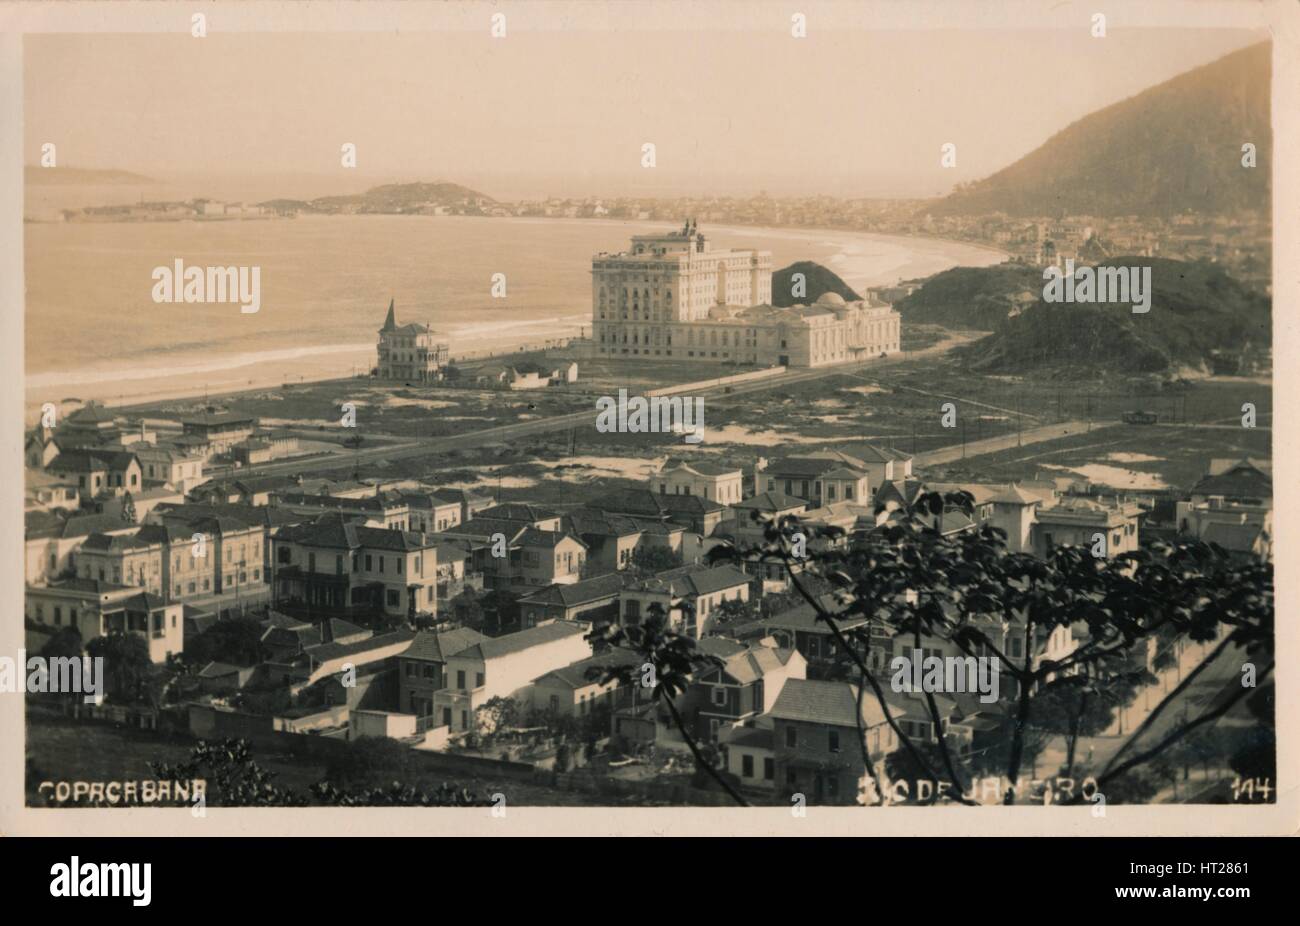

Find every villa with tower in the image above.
[376,300,450,382]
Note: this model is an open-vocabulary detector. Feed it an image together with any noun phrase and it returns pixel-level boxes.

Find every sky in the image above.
[24,26,1267,200]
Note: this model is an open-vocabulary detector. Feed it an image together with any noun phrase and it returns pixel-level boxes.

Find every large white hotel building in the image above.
[590,221,900,368]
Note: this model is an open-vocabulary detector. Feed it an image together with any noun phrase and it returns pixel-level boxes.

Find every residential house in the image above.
[731,594,870,678]
[180,411,258,455]
[564,507,684,573]
[531,648,634,718]
[272,489,412,530]
[758,449,872,506]
[442,517,588,590]
[47,449,142,500]
[72,514,270,610]
[25,427,62,469]
[686,638,807,743]
[272,515,441,620]
[768,678,901,805]
[620,563,752,638]
[400,490,464,533]
[397,627,490,718]
[132,444,206,493]
[517,573,629,627]
[24,510,137,585]
[25,578,184,663]
[651,458,745,505]
[433,621,593,733]
[587,488,728,536]
[25,470,80,514]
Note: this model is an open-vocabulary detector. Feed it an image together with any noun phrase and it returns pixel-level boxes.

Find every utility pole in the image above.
[961,419,966,459]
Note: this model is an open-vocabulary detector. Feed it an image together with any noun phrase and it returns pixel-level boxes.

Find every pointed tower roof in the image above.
[381,299,397,332]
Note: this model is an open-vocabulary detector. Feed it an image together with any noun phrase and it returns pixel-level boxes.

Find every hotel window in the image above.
[457,670,466,689]
[829,730,840,753]
[711,686,727,706]
[785,726,797,748]
[764,758,774,780]
[475,673,484,688]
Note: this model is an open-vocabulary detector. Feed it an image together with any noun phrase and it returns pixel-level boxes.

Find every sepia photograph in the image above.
[1,0,1295,868]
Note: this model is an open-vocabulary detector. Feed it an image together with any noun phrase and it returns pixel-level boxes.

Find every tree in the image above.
[711,597,759,629]
[1027,661,1150,777]
[39,626,83,661]
[187,616,266,667]
[120,491,137,523]
[586,605,749,805]
[629,545,683,577]
[476,695,520,739]
[35,626,86,706]
[479,589,521,635]
[85,632,152,704]
[706,489,1273,806]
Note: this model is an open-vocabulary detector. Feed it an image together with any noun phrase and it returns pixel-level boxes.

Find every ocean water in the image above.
[23,214,1004,409]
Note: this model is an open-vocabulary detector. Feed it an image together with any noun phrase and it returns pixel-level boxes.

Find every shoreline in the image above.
[24,218,1006,417]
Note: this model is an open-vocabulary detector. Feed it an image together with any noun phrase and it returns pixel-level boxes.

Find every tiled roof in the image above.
[277,514,435,552]
[404,627,489,662]
[1192,462,1272,499]
[742,594,868,634]
[517,527,586,550]
[458,621,588,661]
[589,488,725,518]
[80,531,150,552]
[720,725,773,750]
[305,628,416,664]
[39,577,135,595]
[1201,521,1264,553]
[659,457,741,477]
[634,564,750,597]
[518,573,628,608]
[49,449,138,472]
[768,678,884,727]
[717,643,797,684]
[989,484,1040,506]
[532,648,637,688]
[65,403,117,425]
[478,503,559,522]
[731,492,807,513]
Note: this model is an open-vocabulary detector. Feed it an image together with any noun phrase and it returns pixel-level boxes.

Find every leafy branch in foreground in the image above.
[709,489,1273,805]
[586,609,750,806]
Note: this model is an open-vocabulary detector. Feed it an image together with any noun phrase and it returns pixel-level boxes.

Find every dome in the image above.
[815,291,846,306]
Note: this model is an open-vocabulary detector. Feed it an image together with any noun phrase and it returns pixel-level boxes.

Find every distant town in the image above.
[52,186,1271,296]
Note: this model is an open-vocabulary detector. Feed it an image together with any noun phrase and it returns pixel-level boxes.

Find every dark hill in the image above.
[932,43,1270,217]
[894,264,1044,329]
[771,261,861,307]
[956,257,1270,376]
